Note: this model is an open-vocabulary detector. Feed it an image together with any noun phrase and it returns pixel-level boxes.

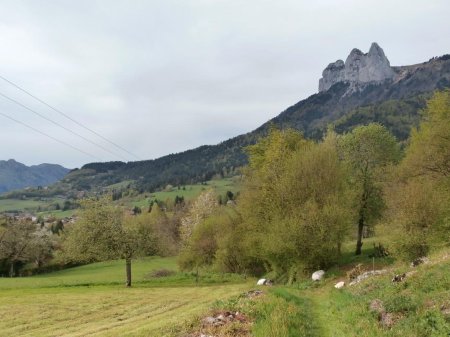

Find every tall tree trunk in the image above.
[125,257,132,287]
[9,262,14,278]
[355,217,364,255]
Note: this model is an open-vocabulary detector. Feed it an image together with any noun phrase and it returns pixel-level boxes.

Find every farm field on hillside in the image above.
[0,197,66,213]
[128,177,241,209]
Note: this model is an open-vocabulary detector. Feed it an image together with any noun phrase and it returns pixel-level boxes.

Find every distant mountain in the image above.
[0,159,70,193]
[37,43,450,193]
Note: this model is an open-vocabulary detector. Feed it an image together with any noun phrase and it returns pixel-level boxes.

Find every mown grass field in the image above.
[0,257,250,337]
[2,238,448,337]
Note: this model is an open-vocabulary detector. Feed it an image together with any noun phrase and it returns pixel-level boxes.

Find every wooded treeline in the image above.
[178,90,450,281]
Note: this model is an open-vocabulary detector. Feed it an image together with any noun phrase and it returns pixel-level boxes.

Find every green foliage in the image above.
[179,214,218,271]
[179,189,218,243]
[0,217,47,276]
[402,89,450,178]
[338,123,400,255]
[386,90,450,259]
[333,96,427,141]
[238,128,354,276]
[18,67,441,198]
[179,205,256,275]
[60,197,125,264]
[384,293,420,313]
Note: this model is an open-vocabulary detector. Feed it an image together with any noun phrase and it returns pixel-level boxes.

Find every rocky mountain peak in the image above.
[319,42,395,92]
[368,42,384,56]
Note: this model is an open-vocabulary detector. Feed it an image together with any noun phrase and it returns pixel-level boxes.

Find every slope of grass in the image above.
[252,287,323,337]
[311,252,450,337]
[251,248,450,337]
[36,209,76,219]
[0,197,66,213]
[128,177,241,209]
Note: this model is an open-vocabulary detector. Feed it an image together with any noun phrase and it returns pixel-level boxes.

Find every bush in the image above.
[414,310,450,337]
[145,268,176,278]
[384,294,419,313]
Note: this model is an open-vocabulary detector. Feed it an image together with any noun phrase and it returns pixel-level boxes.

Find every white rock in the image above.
[334,281,345,289]
[410,256,430,267]
[349,269,388,286]
[202,316,217,325]
[257,278,267,285]
[318,42,395,92]
[312,270,325,281]
[318,59,345,92]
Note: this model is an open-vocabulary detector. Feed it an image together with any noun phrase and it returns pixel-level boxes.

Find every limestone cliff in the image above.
[319,42,395,92]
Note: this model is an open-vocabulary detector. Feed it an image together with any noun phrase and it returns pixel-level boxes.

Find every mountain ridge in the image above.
[70,48,450,192]
[0,159,70,193]
[10,45,450,195]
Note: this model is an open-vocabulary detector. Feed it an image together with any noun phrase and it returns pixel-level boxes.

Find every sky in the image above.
[0,0,449,168]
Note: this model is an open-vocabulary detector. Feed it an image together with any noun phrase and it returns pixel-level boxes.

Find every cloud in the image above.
[0,0,448,167]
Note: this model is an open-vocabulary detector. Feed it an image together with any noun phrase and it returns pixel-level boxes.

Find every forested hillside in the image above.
[22,53,450,195]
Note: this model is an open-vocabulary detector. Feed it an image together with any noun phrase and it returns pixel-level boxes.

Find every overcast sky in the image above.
[0,0,448,168]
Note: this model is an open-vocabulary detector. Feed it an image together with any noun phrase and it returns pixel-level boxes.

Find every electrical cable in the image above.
[0,74,140,160]
[0,91,129,161]
[0,111,101,161]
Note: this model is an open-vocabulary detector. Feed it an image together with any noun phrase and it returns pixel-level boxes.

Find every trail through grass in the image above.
[253,249,450,337]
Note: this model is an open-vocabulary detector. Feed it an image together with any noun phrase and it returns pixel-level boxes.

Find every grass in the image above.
[128,177,241,209]
[306,255,450,336]
[0,284,249,337]
[0,197,66,213]
[36,209,76,219]
[0,256,251,337]
[252,287,323,337]
[2,236,448,337]
[0,177,241,214]
[0,256,246,289]
[249,247,450,337]
[0,257,178,288]
[105,180,135,190]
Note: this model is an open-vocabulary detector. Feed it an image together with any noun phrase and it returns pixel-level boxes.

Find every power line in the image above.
[0,111,101,161]
[0,91,129,161]
[0,75,141,160]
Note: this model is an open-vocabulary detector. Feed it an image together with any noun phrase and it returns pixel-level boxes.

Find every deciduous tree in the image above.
[339,123,400,255]
[61,197,138,287]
